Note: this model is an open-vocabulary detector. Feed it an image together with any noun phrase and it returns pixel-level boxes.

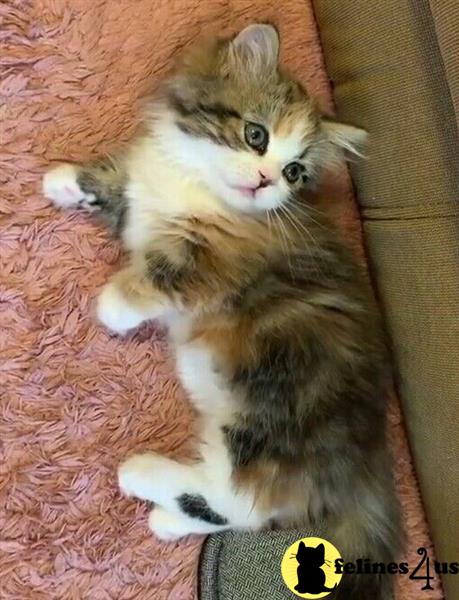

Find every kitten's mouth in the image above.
[230,184,260,199]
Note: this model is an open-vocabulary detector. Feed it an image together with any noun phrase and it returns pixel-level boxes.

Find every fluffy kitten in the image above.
[43,24,400,599]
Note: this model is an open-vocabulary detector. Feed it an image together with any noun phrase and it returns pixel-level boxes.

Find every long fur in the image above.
[43,24,400,599]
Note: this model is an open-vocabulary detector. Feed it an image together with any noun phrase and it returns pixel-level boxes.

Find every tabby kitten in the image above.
[44,25,400,599]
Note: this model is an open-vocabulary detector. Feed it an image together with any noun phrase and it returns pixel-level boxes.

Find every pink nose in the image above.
[258,170,273,188]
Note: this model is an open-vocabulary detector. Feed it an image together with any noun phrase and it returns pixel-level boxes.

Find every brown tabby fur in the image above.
[46,25,401,599]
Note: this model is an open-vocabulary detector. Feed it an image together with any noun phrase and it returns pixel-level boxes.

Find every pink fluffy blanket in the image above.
[0,1,443,598]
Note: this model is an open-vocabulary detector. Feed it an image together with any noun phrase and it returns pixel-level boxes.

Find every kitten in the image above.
[43,24,400,599]
[293,542,336,594]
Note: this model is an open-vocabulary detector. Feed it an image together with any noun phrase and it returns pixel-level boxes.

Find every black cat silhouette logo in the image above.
[281,537,343,598]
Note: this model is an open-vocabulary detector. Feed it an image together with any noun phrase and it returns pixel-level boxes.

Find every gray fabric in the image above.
[199,529,316,600]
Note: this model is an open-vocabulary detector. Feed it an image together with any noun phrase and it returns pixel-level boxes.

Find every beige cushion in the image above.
[313,1,459,598]
[430,0,459,126]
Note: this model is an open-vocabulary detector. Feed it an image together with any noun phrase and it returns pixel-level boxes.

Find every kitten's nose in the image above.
[258,170,273,188]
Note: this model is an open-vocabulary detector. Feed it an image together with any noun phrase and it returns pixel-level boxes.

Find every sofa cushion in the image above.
[313,1,459,598]
[199,530,317,600]
[430,0,459,125]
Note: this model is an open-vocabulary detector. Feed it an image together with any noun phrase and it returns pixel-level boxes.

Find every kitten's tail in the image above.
[331,573,393,600]
[324,483,402,600]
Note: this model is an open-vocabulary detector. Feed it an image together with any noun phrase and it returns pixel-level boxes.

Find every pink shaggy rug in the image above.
[1,1,444,599]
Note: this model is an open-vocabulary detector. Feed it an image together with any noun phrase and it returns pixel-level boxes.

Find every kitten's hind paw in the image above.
[148,508,190,541]
[96,282,146,334]
[43,163,97,210]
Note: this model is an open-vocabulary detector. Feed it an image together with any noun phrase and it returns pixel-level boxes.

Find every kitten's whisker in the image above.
[285,195,327,218]
[286,200,325,221]
[272,209,294,277]
[283,204,323,255]
[265,209,273,242]
[280,206,311,255]
[281,204,314,241]
[280,204,326,278]
[279,205,310,251]
[285,199,331,233]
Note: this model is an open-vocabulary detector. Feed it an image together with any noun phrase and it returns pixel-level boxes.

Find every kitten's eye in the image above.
[282,162,304,184]
[245,122,268,153]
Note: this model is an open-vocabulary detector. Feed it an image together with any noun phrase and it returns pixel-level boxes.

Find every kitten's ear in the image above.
[229,24,279,75]
[322,119,368,157]
[298,541,306,551]
[317,543,325,560]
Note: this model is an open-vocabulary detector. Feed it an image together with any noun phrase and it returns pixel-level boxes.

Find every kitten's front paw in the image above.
[43,164,96,210]
[148,508,189,541]
[96,282,145,334]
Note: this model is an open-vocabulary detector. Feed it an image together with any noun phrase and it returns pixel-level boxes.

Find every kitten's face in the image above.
[165,25,366,213]
[296,542,325,567]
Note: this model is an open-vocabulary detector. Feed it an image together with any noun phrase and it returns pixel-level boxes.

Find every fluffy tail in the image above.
[325,485,401,600]
[332,574,394,600]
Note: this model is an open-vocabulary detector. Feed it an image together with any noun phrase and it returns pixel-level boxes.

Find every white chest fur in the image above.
[122,136,227,252]
[174,341,232,417]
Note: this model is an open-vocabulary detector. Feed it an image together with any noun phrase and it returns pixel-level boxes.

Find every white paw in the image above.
[96,282,145,334]
[43,164,96,209]
[148,508,190,541]
[118,453,159,499]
